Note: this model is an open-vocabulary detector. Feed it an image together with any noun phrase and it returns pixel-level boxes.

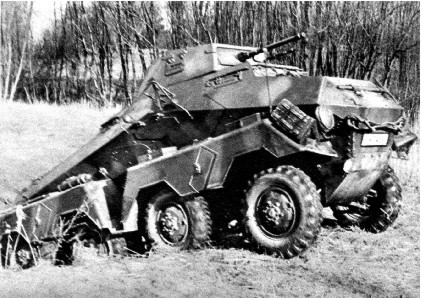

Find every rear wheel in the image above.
[1,233,36,269]
[53,214,113,265]
[243,166,323,258]
[143,191,212,250]
[70,237,114,260]
[331,167,402,233]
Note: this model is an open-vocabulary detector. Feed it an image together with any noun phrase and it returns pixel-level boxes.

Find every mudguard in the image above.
[393,128,418,159]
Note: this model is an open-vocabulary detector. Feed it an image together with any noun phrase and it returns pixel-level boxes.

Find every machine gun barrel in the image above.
[236,32,306,62]
[265,33,306,51]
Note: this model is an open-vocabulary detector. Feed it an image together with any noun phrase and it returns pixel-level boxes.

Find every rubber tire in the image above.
[331,167,402,233]
[54,217,113,265]
[244,166,323,259]
[71,238,113,259]
[1,233,35,269]
[143,191,212,251]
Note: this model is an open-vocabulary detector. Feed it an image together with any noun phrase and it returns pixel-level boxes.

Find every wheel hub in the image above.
[158,205,188,245]
[16,249,31,266]
[160,212,180,234]
[257,189,296,236]
[262,201,283,224]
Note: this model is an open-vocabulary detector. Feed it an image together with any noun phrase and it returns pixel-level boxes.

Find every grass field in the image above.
[0,101,419,297]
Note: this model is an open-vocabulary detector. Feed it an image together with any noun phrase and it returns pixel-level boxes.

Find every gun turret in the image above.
[236,32,306,62]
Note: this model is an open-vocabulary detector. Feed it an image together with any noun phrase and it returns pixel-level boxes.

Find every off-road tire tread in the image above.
[331,166,402,233]
[143,191,212,251]
[184,196,212,248]
[1,233,36,269]
[243,166,323,259]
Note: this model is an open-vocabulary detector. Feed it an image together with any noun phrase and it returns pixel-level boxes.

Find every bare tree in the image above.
[1,2,33,101]
[2,1,418,120]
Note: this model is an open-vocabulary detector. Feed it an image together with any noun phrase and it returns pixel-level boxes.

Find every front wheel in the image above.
[143,191,212,251]
[243,166,323,259]
[331,167,402,233]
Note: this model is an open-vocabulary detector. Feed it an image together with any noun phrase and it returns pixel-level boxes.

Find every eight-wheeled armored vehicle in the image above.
[0,33,416,267]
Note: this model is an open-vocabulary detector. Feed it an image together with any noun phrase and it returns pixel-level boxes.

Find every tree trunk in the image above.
[116,2,130,105]
[8,2,33,101]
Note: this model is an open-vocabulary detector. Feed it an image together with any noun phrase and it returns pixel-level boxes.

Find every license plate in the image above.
[361,133,389,147]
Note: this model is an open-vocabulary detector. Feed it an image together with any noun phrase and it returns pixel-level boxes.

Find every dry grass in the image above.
[0,101,419,297]
[0,100,120,205]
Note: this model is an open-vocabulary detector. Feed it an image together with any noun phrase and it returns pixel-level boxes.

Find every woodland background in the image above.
[1,1,419,121]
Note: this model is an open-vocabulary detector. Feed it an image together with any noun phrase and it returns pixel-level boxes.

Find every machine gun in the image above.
[236,32,306,62]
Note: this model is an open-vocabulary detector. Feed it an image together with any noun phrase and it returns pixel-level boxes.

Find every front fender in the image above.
[261,119,337,159]
[392,128,417,159]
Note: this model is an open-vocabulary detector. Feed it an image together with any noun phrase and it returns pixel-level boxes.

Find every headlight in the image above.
[316,105,335,131]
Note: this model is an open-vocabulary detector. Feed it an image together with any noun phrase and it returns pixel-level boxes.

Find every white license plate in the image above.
[361,133,389,146]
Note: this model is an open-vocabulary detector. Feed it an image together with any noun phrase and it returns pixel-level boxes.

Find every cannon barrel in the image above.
[236,32,306,62]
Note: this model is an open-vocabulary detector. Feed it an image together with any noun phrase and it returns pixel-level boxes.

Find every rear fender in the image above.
[122,182,177,232]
